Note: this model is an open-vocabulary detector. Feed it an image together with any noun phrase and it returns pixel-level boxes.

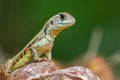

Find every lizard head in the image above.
[47,12,75,37]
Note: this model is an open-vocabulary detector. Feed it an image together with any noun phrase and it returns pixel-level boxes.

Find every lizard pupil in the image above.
[59,14,65,20]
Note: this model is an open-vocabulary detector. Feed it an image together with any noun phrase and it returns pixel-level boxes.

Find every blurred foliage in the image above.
[0,0,120,78]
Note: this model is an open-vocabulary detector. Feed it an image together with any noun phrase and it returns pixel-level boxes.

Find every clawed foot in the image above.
[0,64,9,76]
[1,59,15,76]
[34,57,49,62]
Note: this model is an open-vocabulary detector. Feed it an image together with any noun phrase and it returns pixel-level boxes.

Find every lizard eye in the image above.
[50,21,53,25]
[59,14,65,20]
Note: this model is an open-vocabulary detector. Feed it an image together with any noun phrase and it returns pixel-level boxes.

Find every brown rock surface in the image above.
[2,60,100,80]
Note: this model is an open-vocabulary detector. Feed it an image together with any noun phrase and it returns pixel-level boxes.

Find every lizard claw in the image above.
[2,59,14,75]
[34,57,49,62]
[0,64,7,76]
[42,57,48,61]
[34,57,44,62]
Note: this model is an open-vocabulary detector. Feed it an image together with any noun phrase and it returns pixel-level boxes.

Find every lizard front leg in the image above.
[45,51,52,60]
[31,48,43,62]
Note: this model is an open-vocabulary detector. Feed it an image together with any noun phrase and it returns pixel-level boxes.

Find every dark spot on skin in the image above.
[29,49,33,54]
[13,60,17,64]
[59,14,65,20]
[20,54,23,58]
[28,43,31,47]
[44,23,49,35]
[24,50,26,55]
[44,27,47,35]
[16,58,19,62]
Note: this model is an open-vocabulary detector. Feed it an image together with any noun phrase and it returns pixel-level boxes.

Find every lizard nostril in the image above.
[59,14,65,20]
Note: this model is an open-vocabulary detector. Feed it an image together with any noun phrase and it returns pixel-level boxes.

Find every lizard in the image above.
[0,12,75,75]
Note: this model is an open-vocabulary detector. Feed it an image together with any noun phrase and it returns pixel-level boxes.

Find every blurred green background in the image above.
[0,0,120,78]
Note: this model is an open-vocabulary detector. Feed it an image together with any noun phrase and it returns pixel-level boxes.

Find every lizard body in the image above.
[3,12,75,73]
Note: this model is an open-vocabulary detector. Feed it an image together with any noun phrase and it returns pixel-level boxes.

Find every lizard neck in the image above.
[51,25,68,37]
[45,33,55,42]
[45,26,66,41]
[44,27,55,42]
[44,24,68,41]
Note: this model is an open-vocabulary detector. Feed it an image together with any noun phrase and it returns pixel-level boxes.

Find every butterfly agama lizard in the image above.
[1,12,75,74]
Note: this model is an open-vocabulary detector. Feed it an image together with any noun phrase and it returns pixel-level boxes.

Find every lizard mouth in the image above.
[58,18,75,27]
